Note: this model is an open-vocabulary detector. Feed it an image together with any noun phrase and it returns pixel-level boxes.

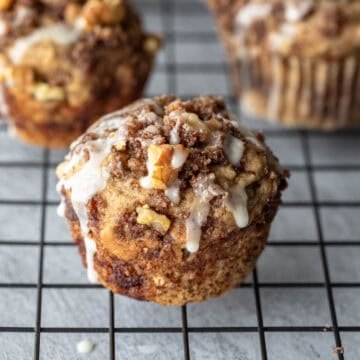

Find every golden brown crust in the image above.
[57,95,288,305]
[0,0,161,148]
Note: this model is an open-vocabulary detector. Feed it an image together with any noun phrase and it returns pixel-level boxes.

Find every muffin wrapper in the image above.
[230,53,360,128]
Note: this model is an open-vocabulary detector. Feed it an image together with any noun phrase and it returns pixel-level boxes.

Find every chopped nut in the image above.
[30,83,65,102]
[7,65,34,88]
[144,36,161,54]
[0,0,14,11]
[153,275,165,286]
[114,140,126,151]
[140,144,189,190]
[215,165,237,181]
[136,205,171,235]
[56,153,89,180]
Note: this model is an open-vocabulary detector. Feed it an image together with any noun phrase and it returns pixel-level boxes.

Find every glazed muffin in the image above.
[207,0,360,130]
[0,0,161,148]
[56,95,287,306]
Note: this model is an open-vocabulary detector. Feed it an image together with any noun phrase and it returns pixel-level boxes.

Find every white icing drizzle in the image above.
[76,339,95,354]
[186,178,250,253]
[229,114,264,149]
[168,110,185,145]
[236,3,272,28]
[166,147,188,204]
[225,184,249,228]
[57,201,66,217]
[184,118,253,253]
[185,201,208,253]
[8,24,81,64]
[58,126,128,283]
[224,135,245,165]
[56,180,66,218]
[140,144,189,204]
[285,0,314,22]
[185,174,225,253]
[84,236,98,283]
[13,7,33,27]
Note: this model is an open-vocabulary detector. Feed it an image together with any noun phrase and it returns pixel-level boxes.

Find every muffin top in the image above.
[0,0,155,49]
[57,96,287,263]
[209,0,360,58]
[0,0,160,106]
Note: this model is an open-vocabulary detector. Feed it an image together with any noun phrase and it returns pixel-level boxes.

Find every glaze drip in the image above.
[226,184,249,228]
[57,100,163,283]
[139,144,189,204]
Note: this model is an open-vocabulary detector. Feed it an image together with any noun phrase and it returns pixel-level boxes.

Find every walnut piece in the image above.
[215,165,237,181]
[114,140,126,151]
[136,205,171,235]
[184,112,211,142]
[142,144,189,190]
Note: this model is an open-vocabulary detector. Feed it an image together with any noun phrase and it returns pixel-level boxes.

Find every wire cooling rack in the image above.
[0,0,360,359]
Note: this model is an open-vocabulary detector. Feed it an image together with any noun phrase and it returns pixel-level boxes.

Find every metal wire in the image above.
[0,0,358,359]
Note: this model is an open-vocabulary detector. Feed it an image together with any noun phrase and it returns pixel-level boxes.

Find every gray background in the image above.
[0,0,359,359]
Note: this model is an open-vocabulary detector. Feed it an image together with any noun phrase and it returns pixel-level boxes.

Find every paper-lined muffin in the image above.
[0,0,161,148]
[207,0,360,130]
[56,95,287,305]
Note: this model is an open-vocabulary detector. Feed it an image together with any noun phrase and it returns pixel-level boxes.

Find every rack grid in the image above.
[0,0,359,359]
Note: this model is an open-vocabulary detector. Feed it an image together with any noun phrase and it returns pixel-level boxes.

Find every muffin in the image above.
[0,0,161,148]
[56,95,287,306]
[207,0,360,130]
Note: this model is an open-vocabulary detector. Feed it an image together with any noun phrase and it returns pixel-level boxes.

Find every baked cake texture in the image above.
[0,0,161,148]
[56,95,287,305]
[207,0,360,130]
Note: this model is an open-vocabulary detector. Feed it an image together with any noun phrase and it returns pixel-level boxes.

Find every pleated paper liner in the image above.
[230,53,360,130]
